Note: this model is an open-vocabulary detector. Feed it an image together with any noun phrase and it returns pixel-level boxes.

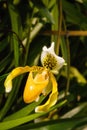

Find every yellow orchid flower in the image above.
[4,42,65,112]
[4,66,58,112]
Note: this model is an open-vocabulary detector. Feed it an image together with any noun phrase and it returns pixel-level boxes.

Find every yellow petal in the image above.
[4,66,45,93]
[4,66,31,93]
[35,73,58,112]
[23,70,49,103]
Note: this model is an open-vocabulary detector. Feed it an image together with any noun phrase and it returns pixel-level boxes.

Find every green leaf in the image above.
[0,113,44,130]
[0,53,13,73]
[34,117,87,130]
[83,0,87,8]
[62,0,87,29]
[0,100,66,129]
[0,74,8,93]
[61,102,87,118]
[70,67,87,84]
[51,0,58,43]
[11,116,87,130]
[32,0,54,23]
[4,96,45,121]
[0,76,23,120]
[8,3,22,66]
[0,38,8,53]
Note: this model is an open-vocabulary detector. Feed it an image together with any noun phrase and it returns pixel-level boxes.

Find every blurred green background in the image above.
[0,0,87,129]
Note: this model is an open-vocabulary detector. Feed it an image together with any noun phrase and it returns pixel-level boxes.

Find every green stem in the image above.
[62,17,70,96]
[65,37,70,96]
[55,0,63,55]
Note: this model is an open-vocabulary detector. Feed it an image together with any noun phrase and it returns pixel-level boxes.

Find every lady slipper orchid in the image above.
[4,42,65,112]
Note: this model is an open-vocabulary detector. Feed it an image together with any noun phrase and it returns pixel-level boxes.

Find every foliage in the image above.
[0,0,87,129]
